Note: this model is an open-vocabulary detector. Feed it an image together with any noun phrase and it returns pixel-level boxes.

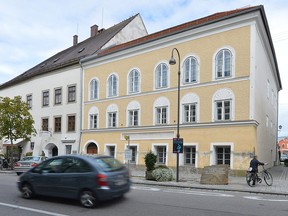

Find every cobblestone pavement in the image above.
[131,165,288,196]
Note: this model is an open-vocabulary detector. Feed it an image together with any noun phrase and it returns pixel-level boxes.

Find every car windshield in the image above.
[94,157,124,172]
[22,156,41,161]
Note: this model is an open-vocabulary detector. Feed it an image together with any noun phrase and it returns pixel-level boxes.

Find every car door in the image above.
[30,157,66,196]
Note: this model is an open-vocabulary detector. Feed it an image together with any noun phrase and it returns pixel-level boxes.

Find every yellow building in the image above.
[80,5,281,173]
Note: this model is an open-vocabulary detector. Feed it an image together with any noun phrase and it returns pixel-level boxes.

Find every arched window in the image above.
[88,107,99,129]
[153,97,170,125]
[183,56,198,83]
[215,49,232,78]
[128,69,140,93]
[89,79,98,100]
[212,88,234,121]
[155,63,168,89]
[107,74,118,97]
[127,101,140,126]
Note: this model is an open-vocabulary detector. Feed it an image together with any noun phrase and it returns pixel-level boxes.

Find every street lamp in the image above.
[169,47,181,182]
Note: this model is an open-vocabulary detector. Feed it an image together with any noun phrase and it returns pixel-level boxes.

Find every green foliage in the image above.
[152,165,173,182]
[0,96,36,142]
[25,152,33,156]
[144,151,157,171]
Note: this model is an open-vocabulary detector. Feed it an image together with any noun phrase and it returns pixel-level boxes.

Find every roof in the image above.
[0,14,140,89]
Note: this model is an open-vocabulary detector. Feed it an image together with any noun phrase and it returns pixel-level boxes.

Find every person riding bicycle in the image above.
[249,155,264,185]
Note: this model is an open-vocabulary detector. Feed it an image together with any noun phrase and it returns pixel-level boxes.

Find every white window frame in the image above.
[104,144,116,158]
[107,73,118,97]
[152,143,168,165]
[128,68,140,94]
[89,78,99,100]
[212,88,234,122]
[210,142,234,169]
[183,56,199,84]
[212,47,235,80]
[215,100,232,121]
[153,97,170,125]
[155,62,169,89]
[106,104,118,128]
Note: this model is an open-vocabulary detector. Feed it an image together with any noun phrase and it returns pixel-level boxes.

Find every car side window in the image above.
[63,158,92,173]
[37,158,66,173]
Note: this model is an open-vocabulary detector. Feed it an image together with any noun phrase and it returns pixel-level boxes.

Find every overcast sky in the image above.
[0,0,287,136]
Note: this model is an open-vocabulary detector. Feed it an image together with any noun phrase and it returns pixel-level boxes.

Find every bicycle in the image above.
[246,164,273,187]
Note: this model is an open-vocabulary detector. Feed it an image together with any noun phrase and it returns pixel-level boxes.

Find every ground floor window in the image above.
[129,146,137,164]
[216,146,231,165]
[107,146,115,158]
[65,145,72,154]
[184,146,196,165]
[156,146,166,164]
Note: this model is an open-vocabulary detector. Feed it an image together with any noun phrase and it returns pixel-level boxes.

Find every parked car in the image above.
[17,155,130,208]
[280,151,288,162]
[14,156,48,175]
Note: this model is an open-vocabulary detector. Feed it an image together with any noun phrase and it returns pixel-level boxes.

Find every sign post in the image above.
[173,138,183,182]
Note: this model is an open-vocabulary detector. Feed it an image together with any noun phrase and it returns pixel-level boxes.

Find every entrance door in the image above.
[52,146,58,156]
[87,143,98,154]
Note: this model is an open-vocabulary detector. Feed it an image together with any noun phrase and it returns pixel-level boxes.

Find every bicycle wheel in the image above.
[246,172,256,187]
[263,171,273,186]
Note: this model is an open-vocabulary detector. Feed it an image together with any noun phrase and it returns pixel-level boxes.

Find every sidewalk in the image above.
[1,165,288,196]
[131,165,288,196]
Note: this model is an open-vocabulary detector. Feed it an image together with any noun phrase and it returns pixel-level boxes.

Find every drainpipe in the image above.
[78,61,84,155]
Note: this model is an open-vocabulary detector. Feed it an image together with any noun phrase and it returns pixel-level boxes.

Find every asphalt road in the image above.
[1,174,288,216]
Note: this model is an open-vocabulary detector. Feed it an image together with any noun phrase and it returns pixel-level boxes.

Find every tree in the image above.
[0,96,36,169]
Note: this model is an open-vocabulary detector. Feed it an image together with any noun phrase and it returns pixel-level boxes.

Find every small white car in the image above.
[14,156,47,175]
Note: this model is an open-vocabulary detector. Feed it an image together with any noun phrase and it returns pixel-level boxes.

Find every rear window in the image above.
[22,156,40,161]
[94,157,124,172]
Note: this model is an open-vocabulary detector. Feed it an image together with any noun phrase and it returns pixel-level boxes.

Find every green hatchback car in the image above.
[17,155,130,208]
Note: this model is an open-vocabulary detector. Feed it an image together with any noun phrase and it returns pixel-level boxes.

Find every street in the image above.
[1,173,288,216]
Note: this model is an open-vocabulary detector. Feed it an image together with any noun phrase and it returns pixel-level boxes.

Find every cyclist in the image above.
[249,155,264,185]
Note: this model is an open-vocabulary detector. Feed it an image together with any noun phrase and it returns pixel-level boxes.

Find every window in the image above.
[215,49,232,78]
[183,56,198,83]
[155,106,167,125]
[128,110,139,126]
[108,112,117,128]
[108,146,115,158]
[65,145,72,154]
[184,146,196,165]
[89,114,98,129]
[108,74,117,97]
[183,103,197,123]
[157,146,166,164]
[54,117,61,132]
[67,115,76,132]
[128,69,140,93]
[54,88,62,105]
[155,63,168,89]
[215,100,231,121]
[129,146,137,164]
[42,91,49,107]
[26,94,32,109]
[216,146,231,165]
[90,79,98,100]
[42,118,48,131]
[68,85,76,103]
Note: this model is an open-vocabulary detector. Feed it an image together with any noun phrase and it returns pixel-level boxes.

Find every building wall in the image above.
[81,25,259,171]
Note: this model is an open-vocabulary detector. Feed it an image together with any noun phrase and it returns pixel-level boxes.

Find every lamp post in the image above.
[169,48,181,182]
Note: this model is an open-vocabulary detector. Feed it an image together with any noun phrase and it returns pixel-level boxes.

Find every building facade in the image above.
[79,5,281,172]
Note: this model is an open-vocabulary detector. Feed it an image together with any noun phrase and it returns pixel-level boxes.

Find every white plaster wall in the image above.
[250,24,278,165]
[0,65,82,157]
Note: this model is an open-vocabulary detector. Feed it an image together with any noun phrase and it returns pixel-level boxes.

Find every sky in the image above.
[0,0,287,136]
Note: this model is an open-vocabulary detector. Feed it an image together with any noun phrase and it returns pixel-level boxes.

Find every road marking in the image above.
[164,189,235,197]
[243,196,288,202]
[131,186,161,191]
[0,202,69,216]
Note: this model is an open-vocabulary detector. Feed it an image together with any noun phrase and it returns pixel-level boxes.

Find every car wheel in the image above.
[79,190,97,208]
[21,183,34,199]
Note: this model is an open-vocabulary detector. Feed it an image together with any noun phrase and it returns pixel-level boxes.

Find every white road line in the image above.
[164,189,235,197]
[243,196,288,202]
[131,186,161,191]
[0,202,69,216]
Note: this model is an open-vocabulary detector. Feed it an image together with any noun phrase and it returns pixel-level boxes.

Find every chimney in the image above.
[73,35,78,46]
[90,24,98,37]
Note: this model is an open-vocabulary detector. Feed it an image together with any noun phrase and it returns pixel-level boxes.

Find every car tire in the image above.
[79,190,97,208]
[21,183,34,199]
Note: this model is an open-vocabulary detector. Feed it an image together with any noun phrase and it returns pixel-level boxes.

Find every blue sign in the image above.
[173,138,183,153]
